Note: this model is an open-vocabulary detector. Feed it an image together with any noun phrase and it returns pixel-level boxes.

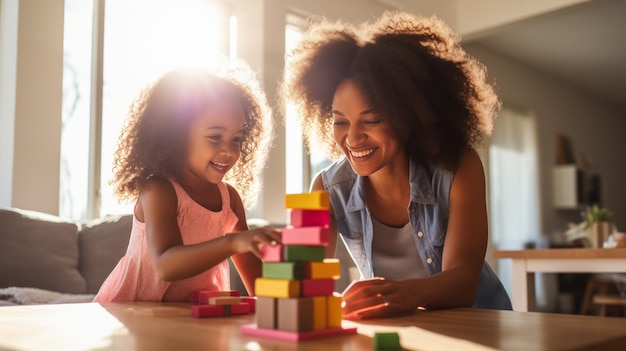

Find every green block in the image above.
[373,332,401,350]
[283,245,326,262]
[262,262,306,279]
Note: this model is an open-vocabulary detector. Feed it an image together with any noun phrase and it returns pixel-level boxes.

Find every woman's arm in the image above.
[342,149,488,319]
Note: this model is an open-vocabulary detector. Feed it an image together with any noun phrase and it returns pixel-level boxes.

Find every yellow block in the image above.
[312,296,327,330]
[327,294,342,328]
[309,259,341,279]
[255,278,300,298]
[285,191,330,210]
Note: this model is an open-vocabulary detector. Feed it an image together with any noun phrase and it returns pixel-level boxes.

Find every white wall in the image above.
[465,43,626,234]
[0,0,65,215]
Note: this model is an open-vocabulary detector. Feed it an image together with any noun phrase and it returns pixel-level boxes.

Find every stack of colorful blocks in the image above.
[191,290,256,318]
[241,191,357,341]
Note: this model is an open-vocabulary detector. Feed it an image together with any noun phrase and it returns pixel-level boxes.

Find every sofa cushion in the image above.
[79,214,132,294]
[0,208,87,294]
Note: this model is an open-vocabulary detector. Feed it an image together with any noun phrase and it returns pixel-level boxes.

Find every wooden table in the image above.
[494,248,626,312]
[1,302,625,351]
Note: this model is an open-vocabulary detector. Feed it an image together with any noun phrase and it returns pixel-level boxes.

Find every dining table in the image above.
[1,301,625,350]
[493,247,626,312]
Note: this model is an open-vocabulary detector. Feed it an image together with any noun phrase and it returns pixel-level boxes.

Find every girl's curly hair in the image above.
[110,61,273,209]
[280,11,500,170]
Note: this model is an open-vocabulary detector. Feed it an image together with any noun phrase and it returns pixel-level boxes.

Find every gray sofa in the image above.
[0,207,132,305]
[0,207,252,305]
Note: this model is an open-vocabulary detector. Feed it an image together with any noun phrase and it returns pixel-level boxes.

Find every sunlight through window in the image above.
[62,0,230,219]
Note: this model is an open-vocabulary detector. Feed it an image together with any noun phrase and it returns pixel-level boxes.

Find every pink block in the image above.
[281,226,329,246]
[301,279,335,297]
[289,209,330,227]
[260,243,283,262]
[230,302,252,315]
[240,296,257,312]
[241,324,357,342]
[192,305,224,318]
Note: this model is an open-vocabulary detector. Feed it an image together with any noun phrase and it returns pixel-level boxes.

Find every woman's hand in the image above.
[341,277,420,320]
[229,227,282,258]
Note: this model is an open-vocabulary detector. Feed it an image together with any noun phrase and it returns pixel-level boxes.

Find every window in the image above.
[488,106,542,302]
[284,14,331,194]
[61,0,231,219]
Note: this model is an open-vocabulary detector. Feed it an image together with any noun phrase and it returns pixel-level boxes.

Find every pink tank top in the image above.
[93,180,239,302]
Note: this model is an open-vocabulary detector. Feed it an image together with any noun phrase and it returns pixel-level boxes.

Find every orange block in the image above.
[255,277,300,298]
[327,294,342,328]
[285,191,329,210]
[312,296,327,330]
[308,259,341,279]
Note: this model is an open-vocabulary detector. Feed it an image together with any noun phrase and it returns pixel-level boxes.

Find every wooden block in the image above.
[194,290,240,304]
[289,209,329,227]
[285,191,329,210]
[229,302,251,315]
[255,278,300,298]
[256,297,277,329]
[373,332,401,350]
[209,296,241,305]
[327,294,342,328]
[282,226,329,246]
[260,243,283,262]
[262,262,306,280]
[241,324,357,342]
[277,297,314,332]
[240,296,256,312]
[191,305,224,318]
[301,279,335,297]
[308,259,341,279]
[312,296,327,330]
[283,245,326,262]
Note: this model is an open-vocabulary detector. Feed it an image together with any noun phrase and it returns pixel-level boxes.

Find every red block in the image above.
[192,305,224,318]
[230,302,252,315]
[301,279,335,297]
[281,226,329,246]
[289,209,329,227]
[240,296,257,312]
[260,243,283,262]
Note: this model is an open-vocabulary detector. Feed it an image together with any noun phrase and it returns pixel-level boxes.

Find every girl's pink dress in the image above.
[93,180,239,302]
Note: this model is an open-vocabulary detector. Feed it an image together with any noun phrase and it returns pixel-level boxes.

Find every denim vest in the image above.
[321,157,512,310]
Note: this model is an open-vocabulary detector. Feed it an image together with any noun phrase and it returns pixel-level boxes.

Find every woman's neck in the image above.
[365,155,411,227]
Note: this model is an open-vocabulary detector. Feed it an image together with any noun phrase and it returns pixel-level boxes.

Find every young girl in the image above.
[280,11,511,319]
[94,63,279,302]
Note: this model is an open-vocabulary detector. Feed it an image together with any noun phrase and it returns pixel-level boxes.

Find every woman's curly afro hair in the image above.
[280,11,500,170]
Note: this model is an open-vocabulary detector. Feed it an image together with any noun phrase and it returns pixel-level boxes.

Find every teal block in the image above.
[373,332,401,350]
[283,245,326,262]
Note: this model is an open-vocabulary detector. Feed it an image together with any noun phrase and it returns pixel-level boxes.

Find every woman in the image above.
[280,11,511,319]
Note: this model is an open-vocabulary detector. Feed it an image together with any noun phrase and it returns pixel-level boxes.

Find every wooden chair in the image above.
[579,273,626,317]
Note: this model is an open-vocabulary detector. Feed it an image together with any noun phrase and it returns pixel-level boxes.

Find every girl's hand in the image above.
[230,227,281,259]
[341,277,420,320]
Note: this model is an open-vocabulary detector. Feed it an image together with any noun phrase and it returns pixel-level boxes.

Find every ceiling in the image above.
[388,0,626,111]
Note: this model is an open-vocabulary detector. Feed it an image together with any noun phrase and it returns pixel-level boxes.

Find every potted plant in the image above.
[581,205,614,248]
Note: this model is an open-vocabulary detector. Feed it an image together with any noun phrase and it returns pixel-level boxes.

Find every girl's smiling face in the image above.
[183,99,245,185]
[331,79,404,176]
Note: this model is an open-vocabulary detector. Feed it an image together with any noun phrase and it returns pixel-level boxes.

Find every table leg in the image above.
[511,259,536,312]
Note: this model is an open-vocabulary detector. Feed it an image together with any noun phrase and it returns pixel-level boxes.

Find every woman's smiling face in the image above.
[331,79,404,176]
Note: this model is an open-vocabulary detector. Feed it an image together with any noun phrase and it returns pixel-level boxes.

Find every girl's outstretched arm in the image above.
[139,177,279,285]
